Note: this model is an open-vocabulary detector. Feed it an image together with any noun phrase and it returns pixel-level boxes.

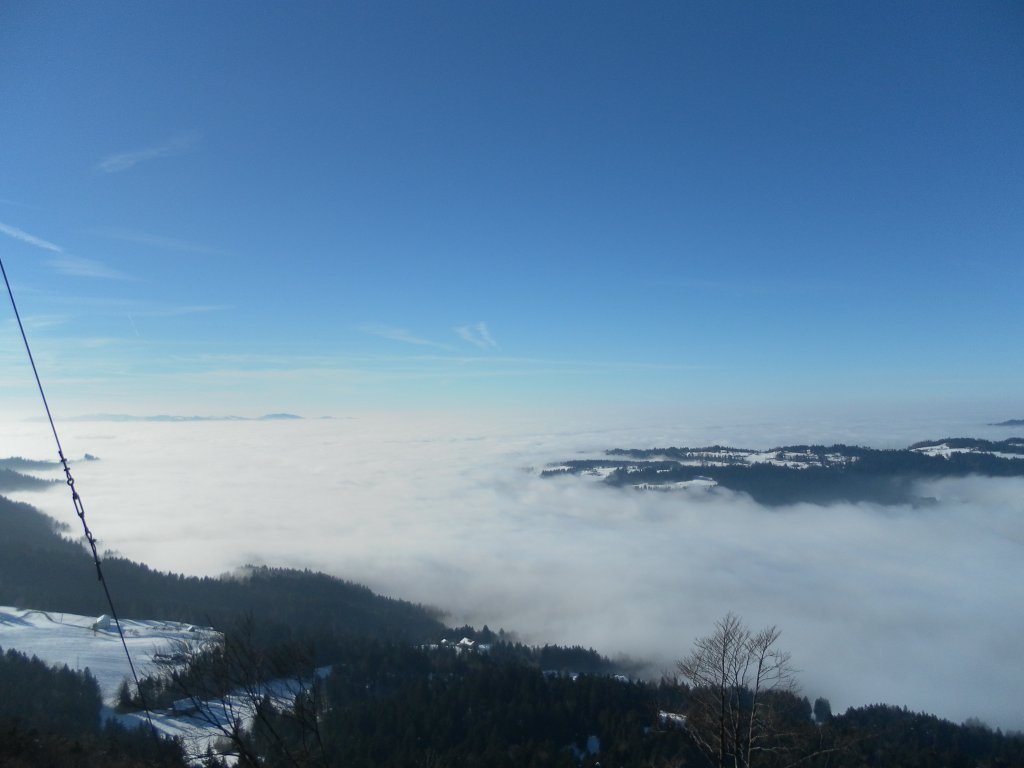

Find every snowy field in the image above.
[0,605,219,701]
[0,605,230,756]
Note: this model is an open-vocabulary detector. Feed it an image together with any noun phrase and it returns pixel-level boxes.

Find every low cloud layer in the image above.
[5,411,1022,731]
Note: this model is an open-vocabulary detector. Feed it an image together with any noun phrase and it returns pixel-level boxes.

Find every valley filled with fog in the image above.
[3,409,1022,731]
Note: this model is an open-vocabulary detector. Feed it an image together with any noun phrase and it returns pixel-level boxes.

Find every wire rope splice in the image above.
[0,254,156,732]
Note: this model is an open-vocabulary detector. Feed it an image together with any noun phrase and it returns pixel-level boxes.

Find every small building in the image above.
[173,698,199,715]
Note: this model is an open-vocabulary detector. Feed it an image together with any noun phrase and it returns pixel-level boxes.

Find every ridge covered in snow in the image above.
[542,437,1024,505]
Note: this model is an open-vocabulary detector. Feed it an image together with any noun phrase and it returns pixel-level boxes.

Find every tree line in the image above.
[119,612,1024,768]
[0,644,186,767]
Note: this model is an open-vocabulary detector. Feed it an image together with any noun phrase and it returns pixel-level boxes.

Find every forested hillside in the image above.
[0,645,186,767]
[545,438,1024,505]
[0,494,446,656]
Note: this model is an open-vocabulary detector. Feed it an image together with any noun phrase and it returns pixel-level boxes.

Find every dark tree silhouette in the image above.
[677,613,818,768]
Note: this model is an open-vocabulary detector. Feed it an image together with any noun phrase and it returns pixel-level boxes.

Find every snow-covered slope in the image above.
[0,605,220,701]
[0,606,229,758]
[909,437,1024,459]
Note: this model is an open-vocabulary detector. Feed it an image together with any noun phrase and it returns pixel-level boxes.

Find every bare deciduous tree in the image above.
[677,612,806,768]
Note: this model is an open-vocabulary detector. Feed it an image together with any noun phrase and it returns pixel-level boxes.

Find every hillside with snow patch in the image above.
[543,437,1024,505]
[0,606,231,756]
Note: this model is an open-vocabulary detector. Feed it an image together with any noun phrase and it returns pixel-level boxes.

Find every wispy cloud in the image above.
[120,305,230,337]
[0,221,133,281]
[197,352,337,367]
[91,227,224,255]
[640,276,822,296]
[0,222,64,253]
[47,255,132,281]
[45,296,229,316]
[359,323,454,350]
[79,337,125,349]
[95,132,199,174]
[455,321,498,350]
[20,314,71,331]
[397,354,698,372]
[0,198,40,210]
[138,304,230,317]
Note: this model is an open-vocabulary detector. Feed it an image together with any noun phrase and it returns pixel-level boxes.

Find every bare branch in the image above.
[677,613,809,768]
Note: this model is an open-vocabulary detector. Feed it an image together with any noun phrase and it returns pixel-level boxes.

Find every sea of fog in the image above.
[3,408,1022,731]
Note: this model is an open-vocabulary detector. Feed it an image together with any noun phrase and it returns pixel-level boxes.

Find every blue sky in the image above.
[1,2,1021,416]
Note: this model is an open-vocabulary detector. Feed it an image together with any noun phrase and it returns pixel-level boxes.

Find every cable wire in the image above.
[0,254,155,731]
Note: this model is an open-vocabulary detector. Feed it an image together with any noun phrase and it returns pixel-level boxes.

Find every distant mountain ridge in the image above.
[66,413,303,422]
[543,437,1024,506]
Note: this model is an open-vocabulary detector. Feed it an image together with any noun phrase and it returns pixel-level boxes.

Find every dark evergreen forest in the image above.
[0,645,186,766]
